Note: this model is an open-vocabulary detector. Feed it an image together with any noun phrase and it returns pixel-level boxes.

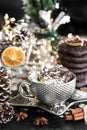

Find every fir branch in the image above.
[22,0,59,23]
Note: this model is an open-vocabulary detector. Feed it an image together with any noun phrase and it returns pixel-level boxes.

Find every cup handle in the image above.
[18,81,35,98]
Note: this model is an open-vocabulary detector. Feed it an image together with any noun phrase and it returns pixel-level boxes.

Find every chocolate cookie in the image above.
[58,43,87,57]
[57,35,87,88]
[59,53,87,63]
[60,60,87,69]
[63,67,87,74]
[76,80,87,88]
[76,73,87,81]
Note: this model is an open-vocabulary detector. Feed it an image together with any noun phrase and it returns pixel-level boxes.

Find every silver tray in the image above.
[8,89,87,116]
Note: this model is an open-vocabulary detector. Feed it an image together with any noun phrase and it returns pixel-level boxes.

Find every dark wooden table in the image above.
[0,104,87,130]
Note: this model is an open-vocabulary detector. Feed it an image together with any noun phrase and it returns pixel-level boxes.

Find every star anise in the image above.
[14,112,28,121]
[33,117,48,126]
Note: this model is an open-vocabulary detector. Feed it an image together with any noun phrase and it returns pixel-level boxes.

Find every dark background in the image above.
[0,0,24,29]
[58,0,87,35]
[0,106,87,130]
[0,0,87,35]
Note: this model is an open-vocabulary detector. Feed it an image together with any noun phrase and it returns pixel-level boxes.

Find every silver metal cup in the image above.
[28,74,76,105]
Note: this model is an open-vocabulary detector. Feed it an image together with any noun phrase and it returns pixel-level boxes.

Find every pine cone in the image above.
[0,67,11,102]
[0,102,14,123]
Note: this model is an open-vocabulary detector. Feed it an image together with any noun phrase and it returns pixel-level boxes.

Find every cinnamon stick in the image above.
[71,108,83,115]
[74,111,84,118]
[74,115,84,121]
[65,114,73,120]
[65,107,84,121]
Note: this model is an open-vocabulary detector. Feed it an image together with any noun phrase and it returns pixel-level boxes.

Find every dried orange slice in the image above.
[66,42,81,46]
[1,46,25,67]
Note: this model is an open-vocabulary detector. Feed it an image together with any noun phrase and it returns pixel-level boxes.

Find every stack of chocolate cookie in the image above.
[58,34,87,88]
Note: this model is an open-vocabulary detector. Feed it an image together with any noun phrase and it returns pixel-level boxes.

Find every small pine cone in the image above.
[0,102,14,123]
[0,67,11,102]
[0,42,12,56]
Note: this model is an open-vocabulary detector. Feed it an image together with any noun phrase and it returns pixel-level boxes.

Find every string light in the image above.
[0,14,55,70]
